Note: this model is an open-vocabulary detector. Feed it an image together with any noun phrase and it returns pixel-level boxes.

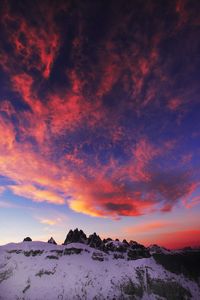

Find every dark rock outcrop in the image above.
[122,239,129,246]
[48,237,57,245]
[127,243,150,260]
[23,237,32,242]
[87,232,102,249]
[92,251,104,261]
[105,241,127,253]
[62,228,151,260]
[129,240,139,247]
[63,228,87,245]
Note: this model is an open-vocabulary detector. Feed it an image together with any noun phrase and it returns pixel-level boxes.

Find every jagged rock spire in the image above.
[87,232,102,248]
[63,228,87,245]
[48,237,57,245]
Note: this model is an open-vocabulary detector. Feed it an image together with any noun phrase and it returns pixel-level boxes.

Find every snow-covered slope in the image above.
[0,241,199,300]
[147,244,171,255]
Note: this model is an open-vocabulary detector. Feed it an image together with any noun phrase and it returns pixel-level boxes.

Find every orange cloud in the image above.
[0,114,66,205]
[0,117,15,150]
[9,184,65,205]
[38,218,62,226]
[68,170,156,218]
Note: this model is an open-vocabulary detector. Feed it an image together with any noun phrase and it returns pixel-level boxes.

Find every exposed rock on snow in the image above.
[148,244,171,255]
[47,237,57,245]
[23,237,32,242]
[87,232,102,249]
[63,228,87,244]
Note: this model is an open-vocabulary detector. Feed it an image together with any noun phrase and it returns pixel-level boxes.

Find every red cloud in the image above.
[167,97,182,111]
[68,173,156,218]
[12,73,34,108]
[96,44,121,97]
[0,72,197,219]
[182,183,200,209]
[0,116,159,217]
[10,71,104,147]
[175,0,189,29]
[130,138,160,182]
[0,0,199,223]
[1,102,197,218]
[0,100,15,116]
[0,115,15,150]
[1,2,61,78]
[0,113,66,205]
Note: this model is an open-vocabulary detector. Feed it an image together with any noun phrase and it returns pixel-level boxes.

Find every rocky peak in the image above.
[122,239,129,246]
[129,240,138,246]
[87,232,102,249]
[63,228,87,245]
[48,237,57,245]
[62,229,150,259]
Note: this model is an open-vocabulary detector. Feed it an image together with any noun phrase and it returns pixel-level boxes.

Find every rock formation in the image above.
[23,237,32,242]
[63,228,87,244]
[48,237,57,245]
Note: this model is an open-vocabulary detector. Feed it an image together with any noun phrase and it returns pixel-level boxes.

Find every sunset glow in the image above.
[0,0,200,249]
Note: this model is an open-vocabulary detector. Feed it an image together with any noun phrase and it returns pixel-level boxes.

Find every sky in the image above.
[0,0,200,249]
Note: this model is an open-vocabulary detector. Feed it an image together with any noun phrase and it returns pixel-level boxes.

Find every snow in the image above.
[105,240,124,247]
[148,244,171,255]
[0,242,199,300]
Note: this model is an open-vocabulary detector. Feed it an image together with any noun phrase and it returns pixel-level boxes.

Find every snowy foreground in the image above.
[0,241,199,300]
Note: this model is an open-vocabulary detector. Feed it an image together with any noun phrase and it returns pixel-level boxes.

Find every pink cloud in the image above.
[167,97,182,111]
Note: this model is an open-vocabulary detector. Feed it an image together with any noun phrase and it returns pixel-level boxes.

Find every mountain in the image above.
[0,229,199,300]
[63,228,87,245]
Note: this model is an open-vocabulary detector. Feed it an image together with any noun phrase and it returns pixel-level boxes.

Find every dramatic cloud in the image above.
[1,1,62,78]
[0,0,199,221]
